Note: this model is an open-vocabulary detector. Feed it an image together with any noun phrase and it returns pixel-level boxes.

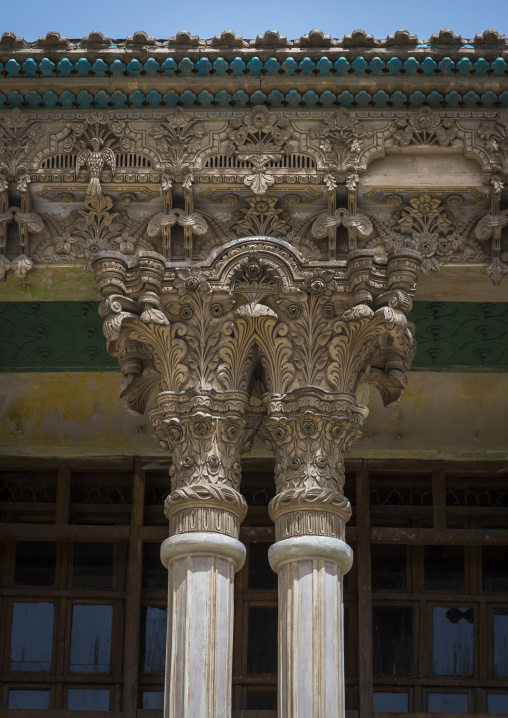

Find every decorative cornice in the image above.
[1,28,507,54]
[1,53,508,78]
[1,87,508,111]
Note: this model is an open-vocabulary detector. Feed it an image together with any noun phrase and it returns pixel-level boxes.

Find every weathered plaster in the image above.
[1,265,508,303]
[0,267,100,301]
[1,371,506,460]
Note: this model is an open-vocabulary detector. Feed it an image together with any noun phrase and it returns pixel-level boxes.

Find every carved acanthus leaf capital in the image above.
[261,388,369,496]
[149,388,251,491]
[92,240,422,538]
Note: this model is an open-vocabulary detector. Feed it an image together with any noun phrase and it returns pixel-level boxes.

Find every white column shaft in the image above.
[161,533,245,718]
[269,536,352,718]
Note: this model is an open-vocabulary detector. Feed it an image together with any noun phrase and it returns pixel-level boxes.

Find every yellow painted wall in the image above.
[1,371,506,460]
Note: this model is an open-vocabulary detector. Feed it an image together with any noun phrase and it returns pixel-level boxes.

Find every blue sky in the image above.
[1,0,508,42]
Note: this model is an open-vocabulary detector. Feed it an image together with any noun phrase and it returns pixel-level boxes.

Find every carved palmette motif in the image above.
[93,238,422,538]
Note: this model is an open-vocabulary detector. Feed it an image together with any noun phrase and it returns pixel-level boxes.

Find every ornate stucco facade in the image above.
[1,28,508,718]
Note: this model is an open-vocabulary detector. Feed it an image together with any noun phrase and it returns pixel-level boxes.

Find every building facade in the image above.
[0,27,508,718]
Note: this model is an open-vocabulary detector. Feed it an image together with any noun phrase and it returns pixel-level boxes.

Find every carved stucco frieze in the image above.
[0,110,47,278]
[310,108,374,187]
[92,239,422,539]
[368,192,485,275]
[0,108,44,181]
[388,107,460,147]
[474,175,508,284]
[32,193,157,269]
[149,107,205,188]
[0,107,507,282]
[49,111,144,194]
[224,106,301,194]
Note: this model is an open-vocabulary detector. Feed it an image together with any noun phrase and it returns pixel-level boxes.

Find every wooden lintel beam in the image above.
[0,523,129,541]
[371,527,508,545]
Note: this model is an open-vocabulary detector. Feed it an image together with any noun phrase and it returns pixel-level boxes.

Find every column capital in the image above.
[92,241,422,539]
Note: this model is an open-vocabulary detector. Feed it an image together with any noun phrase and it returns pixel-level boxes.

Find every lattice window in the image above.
[40,153,152,170]
[1,460,507,717]
[203,153,316,170]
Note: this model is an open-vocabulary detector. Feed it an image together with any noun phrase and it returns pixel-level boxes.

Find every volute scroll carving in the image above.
[92,238,422,540]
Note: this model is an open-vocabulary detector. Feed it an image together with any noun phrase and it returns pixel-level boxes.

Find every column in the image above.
[154,389,251,718]
[92,244,421,718]
[161,532,245,718]
[263,389,366,718]
[269,537,352,718]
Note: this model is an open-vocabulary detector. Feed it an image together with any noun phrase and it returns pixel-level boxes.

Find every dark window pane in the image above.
[14,541,56,587]
[484,546,508,592]
[373,692,409,712]
[428,692,468,713]
[10,602,54,670]
[68,689,109,710]
[140,691,165,709]
[72,543,114,589]
[247,606,278,674]
[494,609,508,677]
[142,543,167,589]
[140,606,167,674]
[8,690,50,709]
[69,604,112,672]
[373,606,413,675]
[371,544,406,591]
[424,545,464,592]
[248,543,277,591]
[433,606,474,675]
[487,693,508,714]
[246,690,278,709]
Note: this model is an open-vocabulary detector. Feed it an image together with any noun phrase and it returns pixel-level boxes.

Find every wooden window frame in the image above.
[0,457,507,717]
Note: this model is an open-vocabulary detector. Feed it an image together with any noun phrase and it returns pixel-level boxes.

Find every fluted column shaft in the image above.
[161,533,245,718]
[269,537,352,718]
[154,389,252,718]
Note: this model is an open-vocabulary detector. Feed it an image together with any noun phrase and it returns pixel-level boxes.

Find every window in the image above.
[69,604,113,673]
[247,606,278,675]
[1,460,507,715]
[424,545,465,592]
[371,543,406,591]
[1,465,128,713]
[67,688,110,710]
[432,607,474,676]
[71,542,114,588]
[10,602,54,671]
[140,607,167,674]
[493,609,508,676]
[373,606,413,675]
[8,690,51,709]
[373,692,409,712]
[428,692,469,713]
[14,541,56,586]
[370,468,508,713]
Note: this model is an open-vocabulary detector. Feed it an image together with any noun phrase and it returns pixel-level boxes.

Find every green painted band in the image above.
[0,301,507,372]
